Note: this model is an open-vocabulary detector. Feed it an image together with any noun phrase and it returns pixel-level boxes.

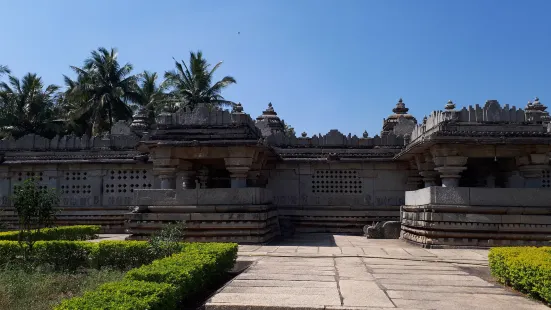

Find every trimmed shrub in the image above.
[93,241,156,270]
[125,243,238,300]
[0,240,23,265]
[54,280,178,310]
[33,241,98,270]
[55,242,238,309]
[0,225,100,241]
[489,247,551,304]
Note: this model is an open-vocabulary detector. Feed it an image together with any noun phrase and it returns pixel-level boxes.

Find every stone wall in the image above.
[401,187,551,248]
[267,161,410,233]
[0,162,154,232]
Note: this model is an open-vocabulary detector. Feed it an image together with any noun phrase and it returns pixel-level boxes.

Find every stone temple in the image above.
[1,98,551,248]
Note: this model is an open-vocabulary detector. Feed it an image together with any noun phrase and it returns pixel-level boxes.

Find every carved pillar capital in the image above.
[153,167,177,189]
[224,157,253,188]
[432,155,468,188]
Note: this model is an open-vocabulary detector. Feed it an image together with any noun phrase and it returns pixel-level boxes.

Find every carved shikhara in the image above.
[0,98,551,245]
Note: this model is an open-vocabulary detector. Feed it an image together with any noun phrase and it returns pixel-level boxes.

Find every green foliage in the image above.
[11,177,60,259]
[64,47,140,135]
[126,243,238,300]
[0,267,123,310]
[164,50,236,111]
[148,222,186,258]
[489,247,551,303]
[56,242,238,309]
[54,280,178,310]
[0,225,100,241]
[94,241,156,270]
[0,73,61,138]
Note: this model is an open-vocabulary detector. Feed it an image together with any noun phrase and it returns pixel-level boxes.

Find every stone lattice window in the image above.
[542,170,551,188]
[61,172,91,195]
[11,171,47,193]
[103,169,152,194]
[311,169,363,194]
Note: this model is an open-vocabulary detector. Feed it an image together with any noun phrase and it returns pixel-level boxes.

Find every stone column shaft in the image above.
[225,157,253,188]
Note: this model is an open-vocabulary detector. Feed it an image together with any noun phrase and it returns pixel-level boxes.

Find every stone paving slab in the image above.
[206,234,545,310]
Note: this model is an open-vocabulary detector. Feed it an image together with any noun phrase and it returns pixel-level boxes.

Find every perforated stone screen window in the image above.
[542,170,550,188]
[311,170,363,194]
[104,169,153,194]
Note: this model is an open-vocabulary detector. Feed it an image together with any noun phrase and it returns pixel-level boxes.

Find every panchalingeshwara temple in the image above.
[2,98,551,248]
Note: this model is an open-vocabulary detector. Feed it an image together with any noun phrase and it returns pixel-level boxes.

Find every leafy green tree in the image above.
[64,47,139,135]
[135,71,168,124]
[282,120,296,137]
[12,177,59,260]
[164,51,236,111]
[0,73,60,138]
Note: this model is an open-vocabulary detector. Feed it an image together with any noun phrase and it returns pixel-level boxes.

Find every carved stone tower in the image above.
[382,98,417,136]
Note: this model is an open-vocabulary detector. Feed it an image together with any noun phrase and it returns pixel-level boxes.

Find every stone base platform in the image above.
[125,188,281,243]
[0,206,127,233]
[125,205,280,243]
[278,206,399,234]
[401,187,551,248]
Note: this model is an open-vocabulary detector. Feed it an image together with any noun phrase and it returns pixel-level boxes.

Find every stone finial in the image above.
[233,102,244,113]
[392,98,409,114]
[362,130,368,138]
[130,107,150,134]
[531,97,547,112]
[301,132,307,138]
[422,116,427,125]
[445,100,456,110]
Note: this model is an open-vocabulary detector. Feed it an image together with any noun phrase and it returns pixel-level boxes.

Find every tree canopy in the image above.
[0,48,237,137]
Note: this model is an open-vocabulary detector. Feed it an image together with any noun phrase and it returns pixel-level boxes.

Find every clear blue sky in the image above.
[1,0,550,136]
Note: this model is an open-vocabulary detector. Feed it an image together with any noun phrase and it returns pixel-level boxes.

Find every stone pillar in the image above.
[224,157,253,188]
[155,167,177,189]
[517,154,549,188]
[415,153,438,188]
[433,156,467,187]
[178,161,196,189]
[406,160,423,190]
[197,167,210,189]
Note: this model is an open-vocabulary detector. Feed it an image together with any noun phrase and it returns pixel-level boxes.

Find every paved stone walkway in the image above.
[206,234,547,310]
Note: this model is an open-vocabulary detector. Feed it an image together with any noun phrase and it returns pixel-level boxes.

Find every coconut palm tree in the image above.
[164,51,236,111]
[0,73,60,138]
[0,65,9,77]
[64,47,139,135]
[134,71,168,124]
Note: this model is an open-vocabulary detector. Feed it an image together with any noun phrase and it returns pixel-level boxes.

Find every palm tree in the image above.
[64,47,139,135]
[164,51,236,111]
[135,71,168,124]
[0,73,60,138]
[0,65,9,77]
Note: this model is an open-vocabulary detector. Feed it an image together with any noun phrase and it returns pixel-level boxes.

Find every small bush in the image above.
[0,225,100,241]
[489,247,551,304]
[56,243,238,309]
[0,240,158,270]
[33,241,98,271]
[54,280,177,310]
[94,241,156,270]
[125,243,237,300]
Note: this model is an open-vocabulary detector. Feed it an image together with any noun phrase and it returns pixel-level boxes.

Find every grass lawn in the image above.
[0,268,124,310]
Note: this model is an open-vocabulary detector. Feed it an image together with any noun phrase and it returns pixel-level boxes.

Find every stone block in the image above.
[430,187,470,205]
[468,188,551,207]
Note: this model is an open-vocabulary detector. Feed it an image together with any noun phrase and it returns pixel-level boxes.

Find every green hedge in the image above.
[55,243,238,310]
[54,280,178,310]
[0,240,156,270]
[0,225,100,241]
[489,247,551,303]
